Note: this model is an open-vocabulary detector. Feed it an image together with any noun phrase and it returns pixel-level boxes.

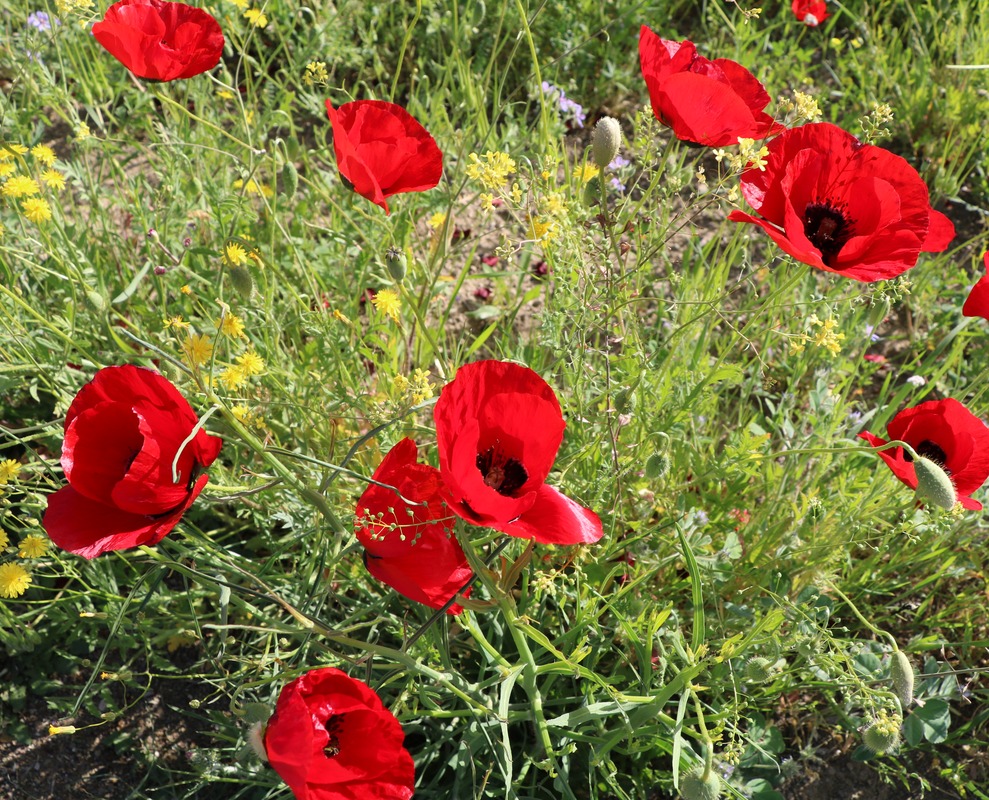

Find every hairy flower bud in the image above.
[863,713,902,754]
[913,456,956,510]
[281,161,299,200]
[890,651,915,709]
[228,265,255,300]
[680,768,722,800]
[744,656,783,683]
[645,452,670,481]
[386,246,407,282]
[591,117,622,171]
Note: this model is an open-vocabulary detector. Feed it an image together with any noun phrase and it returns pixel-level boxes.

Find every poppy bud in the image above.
[680,768,722,800]
[863,714,902,754]
[645,452,670,480]
[890,651,915,709]
[228,265,254,300]
[613,387,636,415]
[386,246,407,282]
[281,161,299,200]
[913,456,956,510]
[744,656,782,683]
[591,116,622,171]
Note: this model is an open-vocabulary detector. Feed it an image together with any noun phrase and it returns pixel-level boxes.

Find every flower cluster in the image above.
[0,462,46,601]
[0,141,67,227]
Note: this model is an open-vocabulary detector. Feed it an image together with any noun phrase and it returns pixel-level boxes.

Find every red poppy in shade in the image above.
[264,667,415,800]
[92,0,224,82]
[859,398,989,510]
[355,438,472,614]
[729,122,955,281]
[43,365,223,558]
[325,99,443,214]
[433,360,604,545]
[638,25,784,147]
[962,251,989,320]
[792,0,828,26]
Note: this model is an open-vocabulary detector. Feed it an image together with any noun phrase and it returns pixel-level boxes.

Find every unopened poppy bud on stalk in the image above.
[228,265,254,300]
[591,116,622,171]
[680,767,722,800]
[385,246,407,282]
[890,651,915,709]
[913,456,956,510]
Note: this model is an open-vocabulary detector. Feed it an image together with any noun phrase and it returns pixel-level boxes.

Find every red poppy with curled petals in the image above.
[962,251,989,320]
[325,99,443,214]
[355,438,472,614]
[264,667,414,800]
[638,25,784,147]
[433,360,603,545]
[92,0,224,82]
[43,365,222,558]
[792,0,828,26]
[729,122,955,282]
[859,398,989,510]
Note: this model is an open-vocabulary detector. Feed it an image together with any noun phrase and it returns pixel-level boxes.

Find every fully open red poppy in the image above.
[92,0,224,82]
[638,25,784,147]
[792,0,828,26]
[962,251,989,320]
[355,438,472,614]
[859,398,989,510]
[43,365,223,558]
[729,123,955,281]
[325,99,443,214]
[433,360,603,545]
[264,667,415,800]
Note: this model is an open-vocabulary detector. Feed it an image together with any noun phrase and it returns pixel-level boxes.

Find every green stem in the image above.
[827,584,897,650]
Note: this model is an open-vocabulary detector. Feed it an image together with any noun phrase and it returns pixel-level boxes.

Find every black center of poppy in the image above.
[904,440,950,474]
[323,715,344,759]
[803,201,853,266]
[476,445,528,497]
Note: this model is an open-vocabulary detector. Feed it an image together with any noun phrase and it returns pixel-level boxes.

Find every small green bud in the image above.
[863,714,902,754]
[385,246,407,282]
[680,768,722,800]
[913,456,956,510]
[744,656,778,683]
[890,651,915,709]
[86,289,106,312]
[228,266,254,300]
[645,452,670,480]
[613,387,636,415]
[591,116,622,171]
[281,161,299,200]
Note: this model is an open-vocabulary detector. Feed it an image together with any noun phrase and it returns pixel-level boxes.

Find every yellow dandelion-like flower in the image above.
[180,284,193,295]
[19,534,49,559]
[528,216,557,241]
[234,178,273,198]
[0,163,16,179]
[41,169,67,191]
[219,312,246,339]
[0,562,31,598]
[0,459,22,484]
[219,365,250,391]
[0,143,28,160]
[332,309,351,324]
[182,333,214,367]
[31,144,57,167]
[163,315,190,330]
[428,212,447,230]
[575,163,599,184]
[0,529,9,549]
[22,197,53,223]
[224,242,248,267]
[236,350,265,376]
[2,175,41,198]
[244,8,267,27]
[227,0,248,8]
[303,61,328,86]
[371,289,401,323]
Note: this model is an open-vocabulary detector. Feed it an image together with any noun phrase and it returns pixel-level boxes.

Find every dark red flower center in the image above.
[323,715,344,758]
[803,201,853,266]
[904,440,950,474]
[476,445,528,496]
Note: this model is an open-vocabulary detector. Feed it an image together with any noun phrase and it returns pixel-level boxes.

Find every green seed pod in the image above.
[281,161,299,200]
[913,456,956,510]
[228,265,255,300]
[863,717,901,754]
[385,246,407,282]
[645,452,670,480]
[591,116,623,171]
[890,651,915,709]
[613,387,636,415]
[680,768,722,800]
[744,656,775,683]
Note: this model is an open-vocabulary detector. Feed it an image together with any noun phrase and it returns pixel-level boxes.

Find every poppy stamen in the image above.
[323,715,343,758]
[905,440,951,475]
[804,201,854,266]
[476,446,528,497]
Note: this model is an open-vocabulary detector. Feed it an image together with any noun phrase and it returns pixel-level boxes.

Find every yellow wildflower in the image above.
[224,242,248,267]
[164,315,190,330]
[465,151,516,191]
[182,333,214,367]
[0,529,8,548]
[22,198,53,223]
[793,91,822,122]
[236,350,265,375]
[0,459,22,484]
[428,212,447,230]
[480,192,495,212]
[19,534,49,559]
[227,0,248,7]
[0,163,16,179]
[48,725,77,735]
[542,191,566,217]
[75,122,92,140]
[41,169,66,191]
[180,284,193,295]
[31,144,57,166]
[56,0,93,12]
[2,175,41,197]
[332,309,351,324]
[371,289,401,323]
[528,216,557,241]
[575,163,599,184]
[303,61,328,86]
[244,8,267,27]
[510,183,524,204]
[809,315,845,356]
[219,312,246,339]
[219,365,249,391]
[0,143,27,159]
[233,178,273,198]
[0,562,31,598]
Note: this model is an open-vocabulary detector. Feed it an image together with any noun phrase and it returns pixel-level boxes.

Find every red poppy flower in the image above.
[433,360,603,545]
[859,398,989,510]
[728,123,955,281]
[962,251,989,320]
[92,0,224,82]
[325,99,443,214]
[264,667,414,800]
[355,438,472,614]
[43,365,222,558]
[638,25,784,147]
[792,0,828,26]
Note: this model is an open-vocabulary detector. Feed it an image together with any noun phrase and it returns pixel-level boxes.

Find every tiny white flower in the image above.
[906,375,927,387]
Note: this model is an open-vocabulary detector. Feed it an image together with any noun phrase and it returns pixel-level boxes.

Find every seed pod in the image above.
[281,161,299,200]
[228,265,254,300]
[913,456,956,510]
[890,651,915,709]
[863,717,901,754]
[680,768,722,800]
[645,452,670,480]
[591,116,623,171]
[385,246,407,282]
[744,656,775,683]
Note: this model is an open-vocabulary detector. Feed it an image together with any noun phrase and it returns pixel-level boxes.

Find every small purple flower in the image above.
[608,155,630,170]
[540,80,586,129]
[27,10,52,31]
[610,177,626,192]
